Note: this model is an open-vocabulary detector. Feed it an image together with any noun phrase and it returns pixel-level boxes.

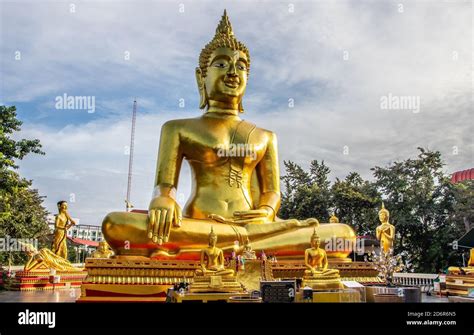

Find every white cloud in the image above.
[2,0,472,225]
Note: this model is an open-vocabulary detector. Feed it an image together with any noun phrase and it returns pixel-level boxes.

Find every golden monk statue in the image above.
[51,201,76,259]
[375,203,395,253]
[21,243,79,272]
[304,229,340,277]
[195,227,234,276]
[102,10,355,260]
[329,212,339,223]
[91,241,114,259]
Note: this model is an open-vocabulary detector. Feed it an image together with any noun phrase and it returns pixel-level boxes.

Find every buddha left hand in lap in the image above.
[102,11,355,259]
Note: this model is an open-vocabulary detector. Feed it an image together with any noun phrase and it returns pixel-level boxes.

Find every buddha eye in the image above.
[213,62,227,68]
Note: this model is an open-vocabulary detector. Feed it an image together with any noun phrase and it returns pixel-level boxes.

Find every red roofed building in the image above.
[451,168,474,183]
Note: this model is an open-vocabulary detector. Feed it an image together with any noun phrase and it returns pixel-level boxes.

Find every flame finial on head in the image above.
[379,202,390,218]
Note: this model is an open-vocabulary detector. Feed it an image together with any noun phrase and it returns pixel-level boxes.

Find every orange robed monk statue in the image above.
[102,10,356,260]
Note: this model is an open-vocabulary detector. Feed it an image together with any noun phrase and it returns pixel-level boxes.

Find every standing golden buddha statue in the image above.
[102,10,356,260]
[375,203,395,253]
[51,201,76,259]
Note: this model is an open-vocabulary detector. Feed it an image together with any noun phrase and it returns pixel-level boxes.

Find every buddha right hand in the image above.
[147,196,182,245]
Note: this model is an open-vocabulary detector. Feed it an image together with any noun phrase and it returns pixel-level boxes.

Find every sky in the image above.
[1,0,472,226]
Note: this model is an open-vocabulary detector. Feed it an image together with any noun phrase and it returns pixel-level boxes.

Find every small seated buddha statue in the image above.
[195,227,234,277]
[91,241,114,259]
[375,203,395,254]
[101,10,356,260]
[302,229,343,290]
[242,237,257,260]
[190,227,244,293]
[329,212,339,223]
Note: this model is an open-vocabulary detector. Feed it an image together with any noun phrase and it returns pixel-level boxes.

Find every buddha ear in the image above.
[195,67,208,109]
[238,101,244,113]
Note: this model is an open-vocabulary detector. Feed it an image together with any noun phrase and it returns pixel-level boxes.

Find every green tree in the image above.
[0,105,49,265]
[279,160,331,220]
[372,148,464,273]
[331,172,380,235]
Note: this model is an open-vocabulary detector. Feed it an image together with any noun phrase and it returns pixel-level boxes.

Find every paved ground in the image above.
[0,288,81,302]
[0,289,449,303]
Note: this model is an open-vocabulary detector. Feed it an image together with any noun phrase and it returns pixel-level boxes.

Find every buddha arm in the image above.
[154,121,184,196]
[304,249,313,270]
[255,131,281,219]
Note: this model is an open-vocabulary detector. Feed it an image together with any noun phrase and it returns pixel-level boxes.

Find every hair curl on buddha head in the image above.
[198,9,250,78]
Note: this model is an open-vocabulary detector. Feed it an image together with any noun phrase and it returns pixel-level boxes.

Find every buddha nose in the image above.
[228,62,237,75]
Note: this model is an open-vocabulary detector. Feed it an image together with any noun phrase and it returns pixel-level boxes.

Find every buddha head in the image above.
[196,10,250,113]
[208,226,218,247]
[378,202,390,224]
[329,212,339,223]
[310,228,321,248]
[57,200,68,212]
[98,241,109,252]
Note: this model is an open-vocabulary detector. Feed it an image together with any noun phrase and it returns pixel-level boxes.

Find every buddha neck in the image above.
[206,100,241,117]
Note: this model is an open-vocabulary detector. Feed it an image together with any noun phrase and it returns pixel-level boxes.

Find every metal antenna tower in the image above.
[125,99,137,211]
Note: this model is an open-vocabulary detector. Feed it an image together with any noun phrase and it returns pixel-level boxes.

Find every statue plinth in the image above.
[79,258,199,302]
[302,273,344,291]
[9,268,86,291]
[188,274,244,293]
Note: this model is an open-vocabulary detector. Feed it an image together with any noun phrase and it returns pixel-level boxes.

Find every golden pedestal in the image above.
[79,258,199,302]
[188,274,244,293]
[270,260,380,284]
[171,290,249,303]
[445,272,474,296]
[8,269,86,291]
[302,275,344,291]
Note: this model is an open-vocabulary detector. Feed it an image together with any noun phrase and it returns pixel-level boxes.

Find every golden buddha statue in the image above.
[375,203,395,253]
[448,248,474,275]
[102,10,355,260]
[195,227,234,277]
[51,200,76,259]
[190,227,244,293]
[91,241,114,259]
[303,229,342,290]
[329,212,339,223]
[21,243,79,272]
[242,237,257,260]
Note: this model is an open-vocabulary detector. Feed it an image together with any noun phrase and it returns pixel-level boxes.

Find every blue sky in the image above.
[1,0,472,225]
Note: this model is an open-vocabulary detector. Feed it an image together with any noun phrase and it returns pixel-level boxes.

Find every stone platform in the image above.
[79,258,200,302]
[445,273,474,296]
[269,260,381,284]
[6,269,86,291]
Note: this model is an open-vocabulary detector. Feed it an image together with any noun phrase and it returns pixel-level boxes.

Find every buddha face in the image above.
[311,237,321,248]
[200,47,248,107]
[379,211,388,223]
[58,201,68,212]
[209,234,217,247]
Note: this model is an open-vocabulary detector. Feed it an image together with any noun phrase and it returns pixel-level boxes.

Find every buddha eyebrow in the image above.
[211,55,232,62]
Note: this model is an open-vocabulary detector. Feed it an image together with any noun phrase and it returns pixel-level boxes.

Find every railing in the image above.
[393,273,438,292]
